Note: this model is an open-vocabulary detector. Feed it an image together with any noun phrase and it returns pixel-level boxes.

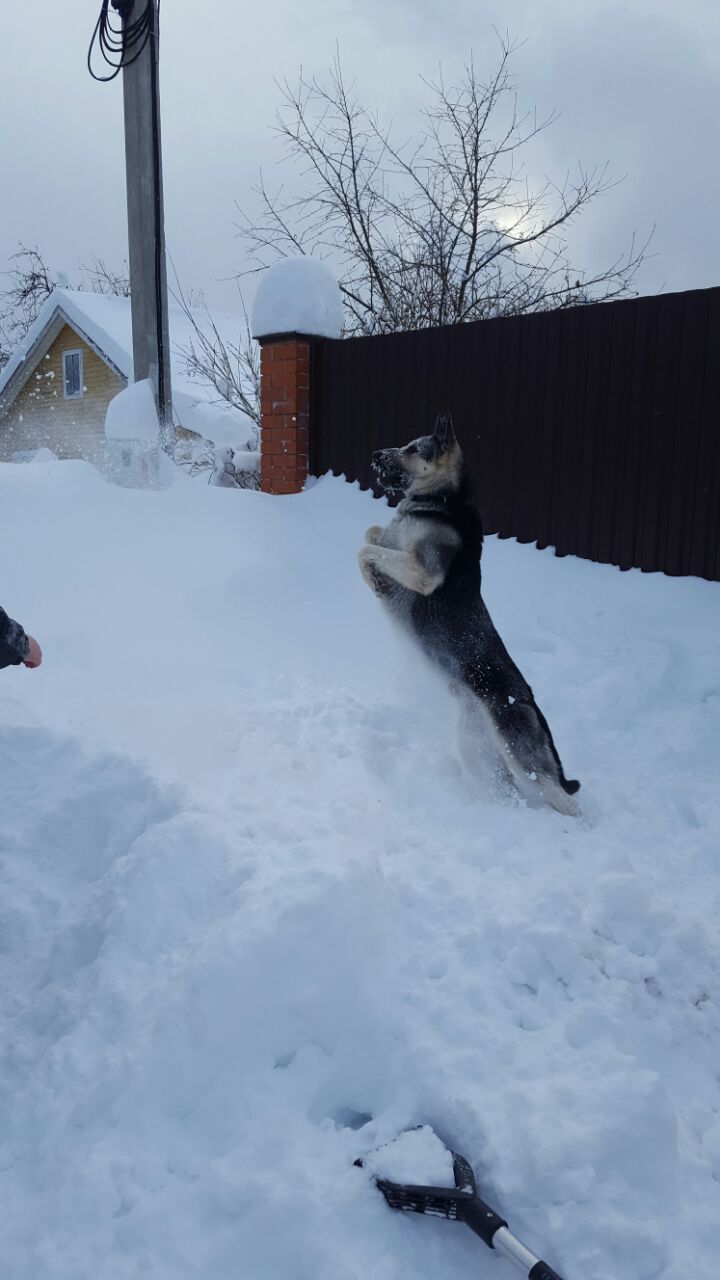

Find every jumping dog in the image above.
[358,412,580,815]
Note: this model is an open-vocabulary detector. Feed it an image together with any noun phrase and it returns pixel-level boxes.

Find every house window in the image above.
[62,350,83,399]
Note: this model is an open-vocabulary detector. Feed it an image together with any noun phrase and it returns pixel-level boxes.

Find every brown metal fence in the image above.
[310,286,720,580]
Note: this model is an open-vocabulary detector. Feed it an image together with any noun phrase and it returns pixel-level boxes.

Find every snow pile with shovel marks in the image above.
[1,457,719,1280]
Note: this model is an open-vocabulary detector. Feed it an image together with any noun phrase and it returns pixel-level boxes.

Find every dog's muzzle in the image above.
[372,448,407,492]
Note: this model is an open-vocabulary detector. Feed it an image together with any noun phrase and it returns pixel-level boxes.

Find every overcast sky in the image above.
[1,0,718,320]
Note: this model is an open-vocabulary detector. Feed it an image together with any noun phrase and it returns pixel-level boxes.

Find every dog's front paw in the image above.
[358,547,390,596]
[369,565,391,596]
[364,524,385,546]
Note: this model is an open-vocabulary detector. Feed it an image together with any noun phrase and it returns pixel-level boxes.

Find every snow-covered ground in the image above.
[1,457,719,1280]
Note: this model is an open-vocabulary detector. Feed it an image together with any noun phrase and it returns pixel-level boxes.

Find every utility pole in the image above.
[119,0,173,441]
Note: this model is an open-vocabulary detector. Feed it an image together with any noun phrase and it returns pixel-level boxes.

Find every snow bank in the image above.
[28,446,58,463]
[1,458,719,1279]
[251,257,344,339]
[232,448,260,472]
[180,399,257,452]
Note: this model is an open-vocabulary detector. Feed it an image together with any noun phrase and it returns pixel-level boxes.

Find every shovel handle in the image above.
[458,1194,508,1246]
[492,1225,566,1279]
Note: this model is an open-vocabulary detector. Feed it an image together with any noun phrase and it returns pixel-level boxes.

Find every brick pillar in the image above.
[258,336,310,494]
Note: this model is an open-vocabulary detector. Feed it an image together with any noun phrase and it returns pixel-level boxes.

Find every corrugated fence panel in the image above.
[310,287,720,580]
[696,290,720,581]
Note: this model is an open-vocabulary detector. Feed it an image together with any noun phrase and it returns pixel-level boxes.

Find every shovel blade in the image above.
[356,1129,476,1219]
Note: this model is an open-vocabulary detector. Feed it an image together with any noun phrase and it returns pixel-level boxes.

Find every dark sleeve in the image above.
[0,607,30,668]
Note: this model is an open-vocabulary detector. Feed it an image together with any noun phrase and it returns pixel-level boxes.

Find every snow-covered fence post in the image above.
[251,259,343,495]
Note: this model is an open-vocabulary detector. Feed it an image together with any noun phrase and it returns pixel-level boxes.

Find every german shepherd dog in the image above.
[358,412,580,815]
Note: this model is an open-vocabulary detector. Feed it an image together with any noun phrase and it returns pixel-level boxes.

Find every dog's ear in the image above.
[433,411,456,450]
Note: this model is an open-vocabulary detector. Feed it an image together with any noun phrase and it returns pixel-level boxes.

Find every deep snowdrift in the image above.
[1,459,719,1280]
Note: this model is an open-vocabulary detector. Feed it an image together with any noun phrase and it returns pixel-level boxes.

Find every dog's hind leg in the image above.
[457,692,516,803]
[461,625,580,815]
[479,691,580,816]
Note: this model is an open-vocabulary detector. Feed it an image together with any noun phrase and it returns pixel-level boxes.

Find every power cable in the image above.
[87,0,156,83]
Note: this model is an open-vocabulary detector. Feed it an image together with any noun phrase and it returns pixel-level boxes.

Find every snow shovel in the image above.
[356,1130,566,1280]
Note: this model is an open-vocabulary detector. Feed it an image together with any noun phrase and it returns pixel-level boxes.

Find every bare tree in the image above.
[0,245,57,365]
[237,37,649,334]
[78,255,131,297]
[171,275,260,436]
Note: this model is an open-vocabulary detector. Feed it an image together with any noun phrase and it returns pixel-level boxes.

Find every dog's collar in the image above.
[403,493,454,514]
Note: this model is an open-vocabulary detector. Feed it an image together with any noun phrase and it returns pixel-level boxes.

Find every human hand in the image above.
[23,635,42,668]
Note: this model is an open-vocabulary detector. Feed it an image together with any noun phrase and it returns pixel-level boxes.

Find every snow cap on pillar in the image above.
[104,378,169,490]
[251,257,343,340]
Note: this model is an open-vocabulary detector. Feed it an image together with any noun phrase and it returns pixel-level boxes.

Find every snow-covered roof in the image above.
[0,288,256,447]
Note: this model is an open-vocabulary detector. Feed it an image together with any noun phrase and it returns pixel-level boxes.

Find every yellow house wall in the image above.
[0,324,125,464]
